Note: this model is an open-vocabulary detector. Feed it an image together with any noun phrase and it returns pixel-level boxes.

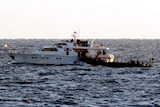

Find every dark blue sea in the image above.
[0,39,160,107]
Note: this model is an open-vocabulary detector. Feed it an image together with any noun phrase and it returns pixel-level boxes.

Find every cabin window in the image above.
[56,58,62,60]
[57,46,62,48]
[57,43,67,46]
[103,50,106,55]
[31,57,37,59]
[42,48,58,51]
[66,48,69,55]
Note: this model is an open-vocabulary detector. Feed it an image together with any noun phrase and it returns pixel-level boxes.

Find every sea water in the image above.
[0,39,160,107]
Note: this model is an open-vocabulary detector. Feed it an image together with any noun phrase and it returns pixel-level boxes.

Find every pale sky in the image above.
[0,0,160,39]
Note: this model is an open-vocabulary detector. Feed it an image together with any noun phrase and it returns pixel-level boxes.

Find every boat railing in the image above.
[7,49,33,54]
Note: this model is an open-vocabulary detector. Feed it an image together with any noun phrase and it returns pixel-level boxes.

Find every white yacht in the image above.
[8,32,115,65]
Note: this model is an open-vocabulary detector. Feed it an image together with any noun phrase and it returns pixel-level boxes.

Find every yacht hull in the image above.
[9,53,78,65]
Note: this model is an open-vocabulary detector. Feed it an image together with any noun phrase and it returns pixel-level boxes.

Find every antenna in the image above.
[91,39,94,47]
[72,31,78,43]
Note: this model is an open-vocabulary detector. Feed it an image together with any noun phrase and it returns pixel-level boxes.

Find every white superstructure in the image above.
[8,32,115,65]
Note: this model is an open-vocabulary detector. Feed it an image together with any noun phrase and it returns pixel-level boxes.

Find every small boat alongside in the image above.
[80,56,154,67]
